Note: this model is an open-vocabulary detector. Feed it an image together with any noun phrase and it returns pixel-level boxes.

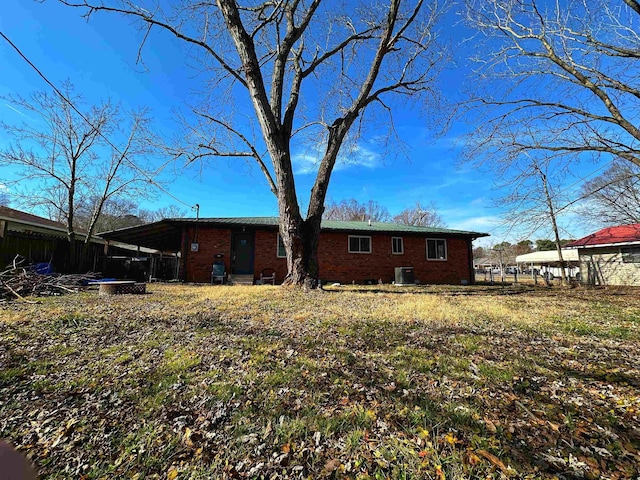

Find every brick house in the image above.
[100,217,488,285]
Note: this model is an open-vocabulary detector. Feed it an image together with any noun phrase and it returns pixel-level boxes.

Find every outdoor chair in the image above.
[211,261,226,285]
[259,267,276,285]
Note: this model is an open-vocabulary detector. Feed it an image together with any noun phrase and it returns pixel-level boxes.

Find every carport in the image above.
[98,220,186,280]
[515,249,580,280]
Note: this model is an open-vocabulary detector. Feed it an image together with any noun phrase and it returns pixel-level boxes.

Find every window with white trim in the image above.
[349,235,372,253]
[426,238,447,260]
[621,246,640,263]
[392,237,404,254]
[277,234,286,258]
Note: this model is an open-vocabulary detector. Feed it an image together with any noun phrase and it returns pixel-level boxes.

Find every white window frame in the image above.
[621,246,640,263]
[348,235,372,254]
[426,238,447,261]
[276,234,286,258]
[392,236,404,255]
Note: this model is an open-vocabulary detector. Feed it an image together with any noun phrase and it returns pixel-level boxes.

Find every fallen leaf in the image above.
[484,418,497,434]
[323,459,340,472]
[183,427,194,448]
[167,467,178,480]
[444,432,457,445]
[476,449,510,473]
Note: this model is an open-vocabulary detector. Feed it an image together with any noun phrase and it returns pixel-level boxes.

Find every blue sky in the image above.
[0,0,597,246]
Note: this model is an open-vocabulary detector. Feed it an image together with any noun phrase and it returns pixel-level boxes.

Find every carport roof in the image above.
[98,217,489,252]
[515,249,579,265]
[99,220,184,252]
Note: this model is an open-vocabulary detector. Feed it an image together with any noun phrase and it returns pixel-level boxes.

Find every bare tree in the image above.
[76,197,142,232]
[138,205,187,223]
[324,199,391,222]
[536,163,569,286]
[472,245,486,259]
[59,0,448,287]
[578,161,640,227]
[461,0,640,285]
[494,157,571,285]
[0,83,157,270]
[393,201,444,227]
[0,190,9,206]
[514,239,533,256]
[463,0,640,169]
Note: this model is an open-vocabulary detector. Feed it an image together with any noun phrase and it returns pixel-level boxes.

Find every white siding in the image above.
[579,246,640,286]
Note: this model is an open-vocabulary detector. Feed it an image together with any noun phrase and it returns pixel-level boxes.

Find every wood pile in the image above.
[1,256,100,302]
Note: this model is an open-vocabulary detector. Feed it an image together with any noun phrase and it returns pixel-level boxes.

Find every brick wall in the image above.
[254,230,288,283]
[181,226,232,283]
[252,230,472,285]
[182,226,473,285]
[316,233,471,285]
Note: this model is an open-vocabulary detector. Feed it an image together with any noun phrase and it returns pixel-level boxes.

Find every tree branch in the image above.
[60,0,248,88]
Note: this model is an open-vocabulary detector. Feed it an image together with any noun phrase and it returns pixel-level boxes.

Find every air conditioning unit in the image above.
[394,267,415,285]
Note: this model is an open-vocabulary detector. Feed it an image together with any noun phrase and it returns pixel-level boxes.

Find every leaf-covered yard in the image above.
[1,284,639,479]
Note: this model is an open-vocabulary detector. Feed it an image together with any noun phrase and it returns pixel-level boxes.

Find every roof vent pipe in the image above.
[368,219,371,226]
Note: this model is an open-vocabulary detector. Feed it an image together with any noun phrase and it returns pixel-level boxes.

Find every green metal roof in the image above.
[166,216,488,237]
[99,216,488,251]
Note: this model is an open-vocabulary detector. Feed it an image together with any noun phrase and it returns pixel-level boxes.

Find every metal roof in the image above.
[163,216,488,235]
[515,249,579,264]
[565,224,640,248]
[99,217,489,252]
[0,206,68,233]
[98,220,184,252]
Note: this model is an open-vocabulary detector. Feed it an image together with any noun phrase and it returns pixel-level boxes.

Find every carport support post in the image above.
[149,256,155,282]
[103,241,110,275]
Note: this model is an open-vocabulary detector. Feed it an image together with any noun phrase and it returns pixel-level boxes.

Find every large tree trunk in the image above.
[67,179,77,273]
[273,145,323,288]
[281,217,322,289]
[280,121,351,288]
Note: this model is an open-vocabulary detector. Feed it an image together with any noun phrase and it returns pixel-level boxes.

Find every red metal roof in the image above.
[565,224,640,247]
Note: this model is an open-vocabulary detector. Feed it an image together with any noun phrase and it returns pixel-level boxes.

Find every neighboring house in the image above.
[99,217,489,285]
[0,206,174,278]
[0,206,90,271]
[473,257,499,273]
[565,224,640,286]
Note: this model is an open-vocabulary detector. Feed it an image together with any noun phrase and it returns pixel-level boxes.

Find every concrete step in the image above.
[228,274,254,285]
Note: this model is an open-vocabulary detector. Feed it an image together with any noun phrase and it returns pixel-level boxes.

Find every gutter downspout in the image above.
[181,224,188,282]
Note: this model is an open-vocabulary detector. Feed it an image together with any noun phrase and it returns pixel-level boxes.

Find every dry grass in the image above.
[1,283,639,479]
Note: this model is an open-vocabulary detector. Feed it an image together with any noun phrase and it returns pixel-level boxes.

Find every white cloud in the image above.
[292,142,382,175]
[450,215,500,232]
[0,183,8,190]
[432,175,484,191]
[4,104,26,117]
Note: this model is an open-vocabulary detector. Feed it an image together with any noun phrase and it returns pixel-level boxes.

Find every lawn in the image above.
[1,284,639,479]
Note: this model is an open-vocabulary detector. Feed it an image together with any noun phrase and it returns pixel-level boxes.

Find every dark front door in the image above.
[233,233,254,274]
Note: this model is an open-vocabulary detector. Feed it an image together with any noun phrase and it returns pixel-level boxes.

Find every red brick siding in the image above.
[254,230,288,283]
[181,226,232,283]
[316,233,471,284]
[182,227,472,285]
